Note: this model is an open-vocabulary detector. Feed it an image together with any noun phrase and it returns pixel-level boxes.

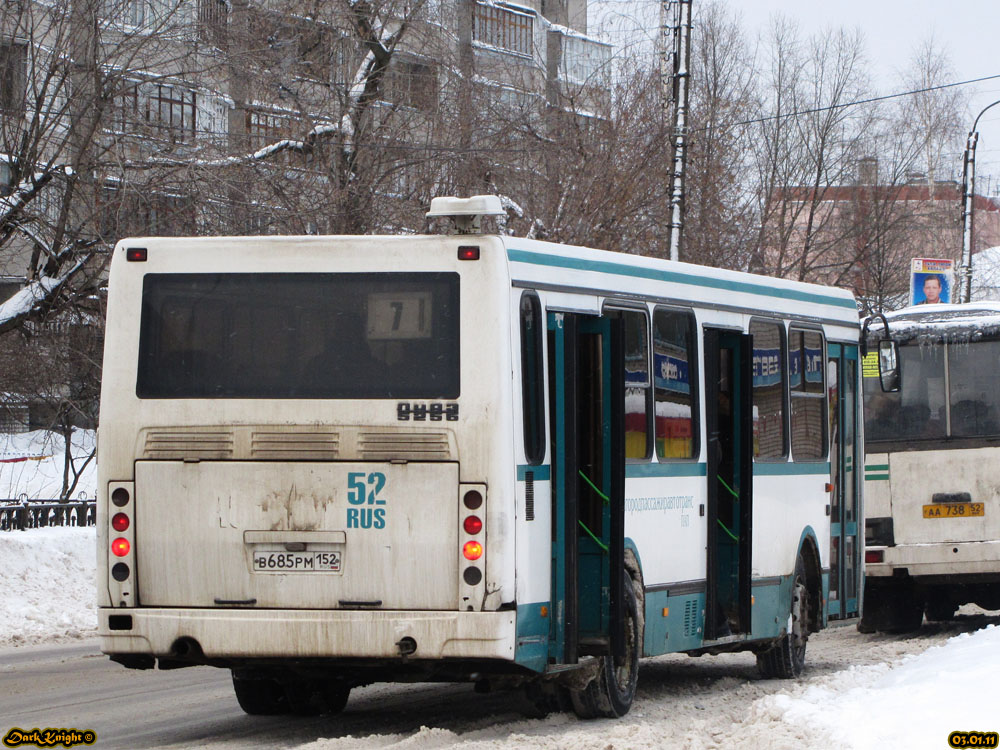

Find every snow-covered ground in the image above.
[0,429,97,500]
[0,526,96,646]
[2,524,998,749]
[2,431,997,748]
[0,428,98,645]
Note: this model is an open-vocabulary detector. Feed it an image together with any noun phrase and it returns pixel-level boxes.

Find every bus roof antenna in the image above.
[427,195,505,234]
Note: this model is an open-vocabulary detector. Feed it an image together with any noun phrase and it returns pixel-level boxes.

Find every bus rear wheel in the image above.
[757,556,809,679]
[570,577,640,719]
[925,593,957,622]
[232,672,288,715]
[285,680,351,715]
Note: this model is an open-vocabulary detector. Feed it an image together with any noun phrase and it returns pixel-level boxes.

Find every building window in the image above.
[560,35,611,86]
[100,0,180,28]
[384,60,437,112]
[246,110,292,151]
[198,0,228,42]
[150,84,196,140]
[473,2,533,57]
[750,319,787,459]
[0,40,27,117]
[99,185,195,238]
[0,160,12,196]
[113,81,198,142]
[653,307,698,460]
[789,328,826,459]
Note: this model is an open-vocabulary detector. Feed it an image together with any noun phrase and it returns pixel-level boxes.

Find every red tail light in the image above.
[463,541,483,560]
[112,513,130,532]
[111,538,130,557]
[463,515,483,535]
[865,549,884,564]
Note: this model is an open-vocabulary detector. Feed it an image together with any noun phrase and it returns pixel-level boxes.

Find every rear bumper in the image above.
[866,540,1000,579]
[99,608,516,661]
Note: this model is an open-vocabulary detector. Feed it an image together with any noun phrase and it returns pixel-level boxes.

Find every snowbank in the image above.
[0,526,97,646]
[763,625,1000,749]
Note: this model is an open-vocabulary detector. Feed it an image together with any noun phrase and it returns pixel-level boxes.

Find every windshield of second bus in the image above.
[864,339,1000,442]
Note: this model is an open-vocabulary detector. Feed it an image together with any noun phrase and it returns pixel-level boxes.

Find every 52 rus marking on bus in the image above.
[347,472,387,529]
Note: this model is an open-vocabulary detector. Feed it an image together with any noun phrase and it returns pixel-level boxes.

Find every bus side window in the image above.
[519,293,545,464]
[652,307,698,460]
[789,328,827,460]
[749,319,787,459]
[613,308,652,460]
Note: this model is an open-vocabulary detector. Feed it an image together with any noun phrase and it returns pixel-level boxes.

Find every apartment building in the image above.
[2,0,612,239]
[0,0,611,431]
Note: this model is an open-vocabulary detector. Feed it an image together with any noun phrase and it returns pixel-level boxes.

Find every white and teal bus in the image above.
[862,303,1000,632]
[97,196,862,718]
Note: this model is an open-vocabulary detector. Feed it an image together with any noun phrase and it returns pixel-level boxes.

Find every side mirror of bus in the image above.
[878,339,900,393]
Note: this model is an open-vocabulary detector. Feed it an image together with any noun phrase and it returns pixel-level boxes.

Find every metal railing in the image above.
[0,496,96,531]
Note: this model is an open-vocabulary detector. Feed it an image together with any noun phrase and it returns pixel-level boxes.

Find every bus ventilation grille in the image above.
[143,430,234,459]
[525,472,535,521]
[683,600,698,637]
[357,431,451,460]
[251,431,339,459]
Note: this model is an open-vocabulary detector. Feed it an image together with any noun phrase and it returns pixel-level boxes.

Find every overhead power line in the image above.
[713,72,1000,132]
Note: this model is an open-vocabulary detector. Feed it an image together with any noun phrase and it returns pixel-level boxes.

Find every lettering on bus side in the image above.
[397,402,459,421]
[346,472,387,529]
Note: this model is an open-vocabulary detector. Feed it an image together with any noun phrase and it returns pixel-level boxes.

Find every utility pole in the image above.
[959,99,1000,303]
[661,0,692,263]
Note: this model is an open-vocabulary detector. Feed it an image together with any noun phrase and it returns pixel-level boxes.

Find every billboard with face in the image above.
[910,258,953,305]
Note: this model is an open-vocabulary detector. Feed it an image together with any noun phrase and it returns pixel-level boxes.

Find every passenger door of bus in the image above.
[703,328,753,639]
[827,343,861,619]
[547,312,626,665]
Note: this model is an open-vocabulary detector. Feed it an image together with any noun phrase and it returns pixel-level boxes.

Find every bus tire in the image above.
[570,576,640,719]
[886,590,924,632]
[757,556,809,679]
[283,679,350,715]
[232,672,289,715]
[323,682,351,714]
[924,593,956,622]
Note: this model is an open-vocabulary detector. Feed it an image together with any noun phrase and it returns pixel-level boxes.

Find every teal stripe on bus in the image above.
[753,461,831,476]
[506,248,857,310]
[865,474,890,481]
[523,462,832,479]
[865,464,889,471]
[625,462,707,478]
[517,464,551,481]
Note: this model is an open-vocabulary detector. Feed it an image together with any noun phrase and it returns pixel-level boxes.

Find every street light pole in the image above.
[661,0,692,263]
[959,99,1000,303]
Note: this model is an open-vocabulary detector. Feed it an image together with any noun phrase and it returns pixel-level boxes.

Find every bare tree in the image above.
[682,1,756,269]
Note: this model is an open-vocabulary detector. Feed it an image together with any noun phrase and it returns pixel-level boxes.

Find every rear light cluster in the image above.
[461,489,485,593]
[109,485,134,588]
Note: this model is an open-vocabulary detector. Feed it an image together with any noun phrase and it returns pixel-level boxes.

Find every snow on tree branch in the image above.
[0,166,74,238]
[0,258,92,337]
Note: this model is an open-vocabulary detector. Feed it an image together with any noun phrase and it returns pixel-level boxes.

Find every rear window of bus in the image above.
[136,272,460,399]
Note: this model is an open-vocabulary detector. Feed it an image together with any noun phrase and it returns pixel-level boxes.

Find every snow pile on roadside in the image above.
[0,429,97,500]
[0,526,97,646]
[763,625,1000,748]
[298,625,1000,750]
